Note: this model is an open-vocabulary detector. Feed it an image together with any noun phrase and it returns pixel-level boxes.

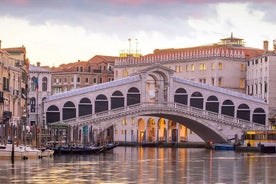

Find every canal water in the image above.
[0,147,276,184]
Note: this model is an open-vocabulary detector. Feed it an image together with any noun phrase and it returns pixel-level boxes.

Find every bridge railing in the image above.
[56,102,270,131]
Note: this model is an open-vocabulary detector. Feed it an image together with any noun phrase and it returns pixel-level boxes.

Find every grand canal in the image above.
[0,146,276,183]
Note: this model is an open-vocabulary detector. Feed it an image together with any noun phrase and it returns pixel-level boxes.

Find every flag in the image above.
[34,77,39,93]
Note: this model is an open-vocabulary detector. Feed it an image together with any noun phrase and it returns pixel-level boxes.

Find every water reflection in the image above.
[0,147,276,183]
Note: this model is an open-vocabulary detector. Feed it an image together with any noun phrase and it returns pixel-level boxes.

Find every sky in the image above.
[0,0,276,67]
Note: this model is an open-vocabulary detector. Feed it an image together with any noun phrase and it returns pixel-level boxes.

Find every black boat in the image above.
[53,144,104,155]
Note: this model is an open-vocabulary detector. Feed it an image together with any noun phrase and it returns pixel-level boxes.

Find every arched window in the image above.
[62,101,76,120]
[79,98,92,117]
[252,108,266,125]
[95,94,108,113]
[46,105,60,123]
[237,104,250,121]
[42,77,48,91]
[206,95,219,113]
[127,87,140,106]
[190,92,203,109]
[221,100,234,117]
[174,88,188,105]
[111,91,124,109]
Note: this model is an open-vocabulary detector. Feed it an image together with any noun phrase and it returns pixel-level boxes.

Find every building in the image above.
[0,41,29,144]
[246,40,276,125]
[28,62,52,127]
[115,33,264,94]
[51,55,116,94]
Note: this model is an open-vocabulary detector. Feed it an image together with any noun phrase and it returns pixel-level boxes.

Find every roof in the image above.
[88,55,117,64]
[44,75,141,102]
[29,65,52,73]
[173,77,266,104]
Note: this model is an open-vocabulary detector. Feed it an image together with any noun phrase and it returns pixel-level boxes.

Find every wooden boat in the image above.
[53,144,104,155]
[100,142,119,153]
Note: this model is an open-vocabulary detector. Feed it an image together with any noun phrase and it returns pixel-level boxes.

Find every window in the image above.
[212,78,215,86]
[77,77,80,83]
[199,78,206,84]
[240,64,245,71]
[218,63,222,70]
[218,78,222,87]
[93,78,97,84]
[191,64,195,71]
[199,63,206,71]
[240,78,245,88]
[71,77,74,82]
[211,63,215,70]
[99,78,103,83]
[42,77,47,91]
[85,78,89,83]
[64,78,67,83]
[123,69,128,77]
[186,65,189,72]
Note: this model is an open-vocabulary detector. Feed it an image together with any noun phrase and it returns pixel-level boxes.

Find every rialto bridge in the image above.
[43,64,269,145]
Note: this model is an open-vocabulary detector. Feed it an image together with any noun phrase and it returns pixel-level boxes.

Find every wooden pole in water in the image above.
[11,125,14,163]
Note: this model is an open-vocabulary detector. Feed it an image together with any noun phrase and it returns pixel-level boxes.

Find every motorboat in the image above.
[24,146,42,159]
[0,143,27,160]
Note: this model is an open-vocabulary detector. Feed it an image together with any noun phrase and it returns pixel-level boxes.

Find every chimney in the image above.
[37,62,40,67]
[263,40,268,53]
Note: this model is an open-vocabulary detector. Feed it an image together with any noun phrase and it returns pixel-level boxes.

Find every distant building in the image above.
[51,55,116,94]
[28,62,52,127]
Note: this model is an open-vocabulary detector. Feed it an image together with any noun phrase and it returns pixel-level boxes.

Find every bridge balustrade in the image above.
[51,102,271,133]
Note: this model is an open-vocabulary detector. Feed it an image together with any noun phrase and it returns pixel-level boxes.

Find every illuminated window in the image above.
[123,69,128,77]
[218,63,223,70]
[121,130,124,135]
[240,64,245,71]
[199,63,206,71]
[191,64,195,71]
[186,65,189,72]
[179,65,183,72]
[212,78,215,86]
[115,130,118,135]
[240,78,245,88]
[211,63,215,70]
[122,119,127,125]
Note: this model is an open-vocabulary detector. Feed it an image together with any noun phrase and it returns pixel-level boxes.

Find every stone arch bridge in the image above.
[44,65,269,144]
